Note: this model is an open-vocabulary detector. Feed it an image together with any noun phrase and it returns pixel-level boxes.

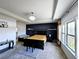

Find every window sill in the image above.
[61,42,76,57]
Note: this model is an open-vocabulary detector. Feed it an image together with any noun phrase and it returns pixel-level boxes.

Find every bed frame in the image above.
[22,35,46,52]
[23,39,44,49]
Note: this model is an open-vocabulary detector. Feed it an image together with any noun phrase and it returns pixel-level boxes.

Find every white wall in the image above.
[58,25,61,41]
[16,21,26,36]
[0,14,16,50]
[60,2,78,59]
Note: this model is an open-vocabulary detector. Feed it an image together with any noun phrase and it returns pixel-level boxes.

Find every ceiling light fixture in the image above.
[29,12,36,21]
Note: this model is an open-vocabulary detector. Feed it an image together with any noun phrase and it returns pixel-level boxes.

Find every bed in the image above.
[23,35,47,51]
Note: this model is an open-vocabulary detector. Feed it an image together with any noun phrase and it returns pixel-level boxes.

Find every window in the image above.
[61,24,65,43]
[67,21,76,53]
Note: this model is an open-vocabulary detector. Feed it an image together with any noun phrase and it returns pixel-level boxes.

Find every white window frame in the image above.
[61,24,66,44]
[66,20,76,55]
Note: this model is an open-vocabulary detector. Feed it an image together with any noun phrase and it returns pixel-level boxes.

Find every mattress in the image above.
[26,35,47,43]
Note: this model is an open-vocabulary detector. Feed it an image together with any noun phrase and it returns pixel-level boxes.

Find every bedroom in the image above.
[0,0,78,59]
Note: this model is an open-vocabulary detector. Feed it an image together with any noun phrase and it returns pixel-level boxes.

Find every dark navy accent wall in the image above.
[26,23,57,42]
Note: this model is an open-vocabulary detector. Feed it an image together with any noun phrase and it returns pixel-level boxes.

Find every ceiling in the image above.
[54,0,77,20]
[0,0,76,24]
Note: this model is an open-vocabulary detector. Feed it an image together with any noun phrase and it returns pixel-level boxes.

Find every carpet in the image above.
[8,53,35,59]
[15,43,58,59]
[17,47,43,59]
[0,42,67,59]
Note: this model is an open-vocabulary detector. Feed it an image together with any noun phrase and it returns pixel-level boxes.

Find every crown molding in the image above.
[0,8,30,23]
